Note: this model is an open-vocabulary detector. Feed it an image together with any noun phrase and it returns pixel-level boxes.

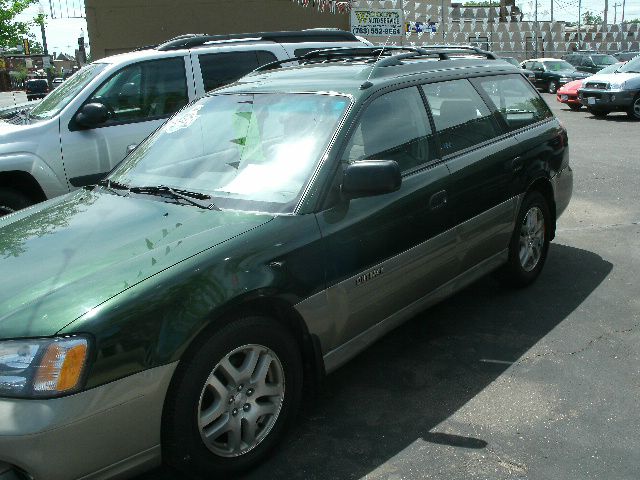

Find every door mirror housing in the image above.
[75,102,110,129]
[341,160,401,199]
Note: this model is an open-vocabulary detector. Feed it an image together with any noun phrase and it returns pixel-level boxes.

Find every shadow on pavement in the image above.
[584,113,635,122]
[139,243,612,480]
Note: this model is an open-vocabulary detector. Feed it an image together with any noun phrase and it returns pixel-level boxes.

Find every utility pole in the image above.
[534,0,539,58]
[622,0,626,22]
[441,0,446,42]
[613,2,621,24]
[36,5,52,89]
[604,0,608,26]
[577,0,581,50]
[550,0,553,23]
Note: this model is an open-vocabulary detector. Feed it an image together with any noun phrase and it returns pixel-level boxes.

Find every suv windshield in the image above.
[591,54,617,66]
[543,60,575,71]
[30,63,107,120]
[110,93,350,213]
[619,55,640,73]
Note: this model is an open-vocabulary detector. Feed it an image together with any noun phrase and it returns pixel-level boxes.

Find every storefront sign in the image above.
[350,8,403,37]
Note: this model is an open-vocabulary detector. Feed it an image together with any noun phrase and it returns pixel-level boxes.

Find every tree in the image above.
[582,10,603,25]
[624,18,640,24]
[0,0,37,50]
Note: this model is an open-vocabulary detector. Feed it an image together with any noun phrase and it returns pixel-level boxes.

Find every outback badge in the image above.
[356,267,384,286]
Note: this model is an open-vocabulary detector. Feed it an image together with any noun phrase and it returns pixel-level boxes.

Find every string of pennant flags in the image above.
[291,0,640,52]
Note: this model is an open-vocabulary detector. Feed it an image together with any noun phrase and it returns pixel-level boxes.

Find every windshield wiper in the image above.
[96,178,131,196]
[129,185,220,210]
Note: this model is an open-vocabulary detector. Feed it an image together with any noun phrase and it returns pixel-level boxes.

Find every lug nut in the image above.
[237,384,243,392]
[243,403,251,412]
[228,397,234,404]
[232,408,238,416]
[246,388,254,396]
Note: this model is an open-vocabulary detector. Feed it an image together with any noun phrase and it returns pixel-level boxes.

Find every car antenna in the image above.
[362,33,393,89]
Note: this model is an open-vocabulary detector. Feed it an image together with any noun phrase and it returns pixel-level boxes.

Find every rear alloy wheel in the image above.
[0,188,32,217]
[496,191,551,288]
[547,81,558,94]
[162,316,303,477]
[627,95,640,120]
[568,103,582,111]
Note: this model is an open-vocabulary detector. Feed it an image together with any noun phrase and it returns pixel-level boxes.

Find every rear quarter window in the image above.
[473,74,553,131]
[198,50,278,92]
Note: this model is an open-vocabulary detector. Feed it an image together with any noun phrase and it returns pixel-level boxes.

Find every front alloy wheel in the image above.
[628,95,640,120]
[162,316,302,477]
[198,344,285,457]
[519,206,545,272]
[548,81,558,94]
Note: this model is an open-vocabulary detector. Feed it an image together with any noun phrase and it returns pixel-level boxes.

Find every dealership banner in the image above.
[350,8,403,37]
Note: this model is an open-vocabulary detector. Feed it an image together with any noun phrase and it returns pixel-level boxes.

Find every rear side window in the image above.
[473,74,552,131]
[421,79,501,156]
[198,50,278,91]
[342,87,436,172]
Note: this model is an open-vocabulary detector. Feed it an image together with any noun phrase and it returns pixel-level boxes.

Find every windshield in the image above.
[30,63,107,120]
[501,57,520,67]
[591,54,617,66]
[109,93,350,214]
[597,62,624,74]
[543,61,575,71]
[619,55,640,73]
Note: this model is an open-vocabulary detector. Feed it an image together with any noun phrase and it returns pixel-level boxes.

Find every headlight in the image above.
[559,77,570,83]
[0,336,90,398]
[608,82,626,90]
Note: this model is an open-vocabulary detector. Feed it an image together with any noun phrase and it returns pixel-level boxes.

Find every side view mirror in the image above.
[75,102,110,129]
[341,160,401,199]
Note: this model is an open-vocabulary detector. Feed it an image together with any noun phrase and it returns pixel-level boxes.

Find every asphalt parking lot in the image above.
[131,94,640,480]
[2,89,637,479]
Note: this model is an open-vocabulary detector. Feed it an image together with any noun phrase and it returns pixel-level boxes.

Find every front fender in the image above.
[0,152,68,199]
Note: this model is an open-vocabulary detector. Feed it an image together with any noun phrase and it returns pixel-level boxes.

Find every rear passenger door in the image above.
[192,45,286,96]
[316,86,457,352]
[421,79,520,274]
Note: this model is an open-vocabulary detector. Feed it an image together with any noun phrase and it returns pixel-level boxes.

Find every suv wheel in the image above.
[0,188,32,217]
[496,191,551,288]
[547,81,558,94]
[162,316,303,477]
[627,94,640,120]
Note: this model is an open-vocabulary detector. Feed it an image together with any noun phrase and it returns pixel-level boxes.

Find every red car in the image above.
[556,79,583,110]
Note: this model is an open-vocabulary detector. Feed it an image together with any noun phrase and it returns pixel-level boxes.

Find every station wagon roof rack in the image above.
[252,45,498,78]
[154,29,360,51]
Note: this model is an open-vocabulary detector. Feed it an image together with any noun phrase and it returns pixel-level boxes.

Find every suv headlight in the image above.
[0,336,90,398]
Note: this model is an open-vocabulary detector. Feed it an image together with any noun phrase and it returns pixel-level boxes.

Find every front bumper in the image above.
[578,88,637,109]
[556,93,580,105]
[0,363,177,480]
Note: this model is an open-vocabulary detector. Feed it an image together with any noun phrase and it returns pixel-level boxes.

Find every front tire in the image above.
[162,316,303,477]
[0,188,33,217]
[627,94,640,120]
[496,191,551,288]
[547,81,558,94]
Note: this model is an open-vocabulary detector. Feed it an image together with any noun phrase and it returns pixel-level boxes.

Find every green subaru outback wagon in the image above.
[0,46,572,479]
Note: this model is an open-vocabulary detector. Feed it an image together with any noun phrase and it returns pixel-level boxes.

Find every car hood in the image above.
[558,80,583,93]
[582,72,640,84]
[0,190,273,338]
[554,70,589,78]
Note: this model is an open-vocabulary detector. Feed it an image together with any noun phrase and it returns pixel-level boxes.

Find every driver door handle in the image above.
[429,190,447,210]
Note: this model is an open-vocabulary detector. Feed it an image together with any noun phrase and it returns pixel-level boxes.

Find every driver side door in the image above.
[59,56,194,188]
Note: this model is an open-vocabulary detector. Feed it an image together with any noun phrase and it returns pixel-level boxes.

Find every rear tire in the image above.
[0,188,33,217]
[496,191,551,288]
[162,315,303,477]
[627,94,640,120]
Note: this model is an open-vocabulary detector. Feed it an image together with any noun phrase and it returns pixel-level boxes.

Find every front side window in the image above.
[109,93,350,213]
[542,60,575,71]
[591,54,617,66]
[198,51,278,92]
[421,79,501,155]
[474,75,553,131]
[342,87,436,172]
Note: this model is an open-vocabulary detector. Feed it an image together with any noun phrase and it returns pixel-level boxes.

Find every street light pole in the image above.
[534,0,538,58]
[577,0,581,50]
[37,6,52,88]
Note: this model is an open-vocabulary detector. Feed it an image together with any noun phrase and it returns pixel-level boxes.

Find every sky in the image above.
[14,0,640,57]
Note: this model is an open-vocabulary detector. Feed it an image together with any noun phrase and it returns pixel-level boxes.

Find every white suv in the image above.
[0,30,369,216]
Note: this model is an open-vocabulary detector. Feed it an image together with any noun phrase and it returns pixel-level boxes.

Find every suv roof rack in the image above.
[154,29,360,51]
[252,45,498,78]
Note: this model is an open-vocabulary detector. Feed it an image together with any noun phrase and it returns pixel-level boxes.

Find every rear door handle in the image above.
[429,190,447,210]
[511,156,524,172]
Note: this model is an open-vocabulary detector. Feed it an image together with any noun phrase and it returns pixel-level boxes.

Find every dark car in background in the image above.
[521,58,589,93]
[614,51,640,62]
[563,52,618,74]
[25,78,48,100]
[0,46,572,480]
[501,56,536,83]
